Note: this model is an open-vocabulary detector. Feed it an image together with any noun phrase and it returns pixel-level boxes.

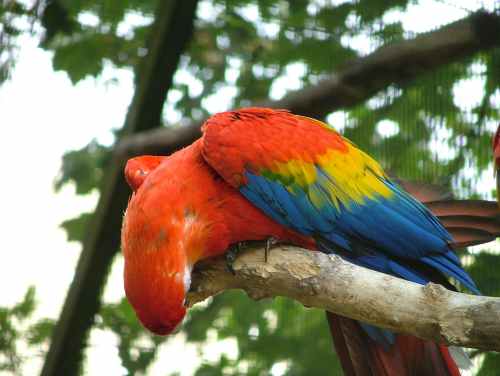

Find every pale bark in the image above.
[187,245,500,351]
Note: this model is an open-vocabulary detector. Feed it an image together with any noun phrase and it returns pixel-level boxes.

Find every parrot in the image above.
[122,107,499,375]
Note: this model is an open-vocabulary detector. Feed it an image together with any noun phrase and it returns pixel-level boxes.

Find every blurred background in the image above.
[1,0,500,375]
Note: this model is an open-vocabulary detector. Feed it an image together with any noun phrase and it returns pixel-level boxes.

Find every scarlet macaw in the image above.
[122,108,494,375]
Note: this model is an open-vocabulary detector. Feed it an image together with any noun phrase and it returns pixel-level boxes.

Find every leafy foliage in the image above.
[60,212,93,243]
[54,140,111,194]
[466,252,500,297]
[40,0,155,83]
[96,298,168,375]
[478,352,500,376]
[0,1,37,83]
[185,292,342,375]
[0,288,54,373]
[43,0,500,192]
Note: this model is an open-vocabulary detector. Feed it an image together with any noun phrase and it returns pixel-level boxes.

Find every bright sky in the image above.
[0,33,130,374]
[0,1,497,375]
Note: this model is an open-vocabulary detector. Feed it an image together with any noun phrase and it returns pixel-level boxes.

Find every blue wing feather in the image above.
[241,171,479,293]
[242,169,480,344]
[201,111,479,348]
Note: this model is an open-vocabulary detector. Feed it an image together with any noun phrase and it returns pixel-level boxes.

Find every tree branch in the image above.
[187,245,500,351]
[117,11,500,158]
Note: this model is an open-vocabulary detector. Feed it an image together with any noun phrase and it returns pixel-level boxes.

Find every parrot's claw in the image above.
[225,249,237,275]
[225,242,245,275]
[226,238,279,273]
[264,237,279,262]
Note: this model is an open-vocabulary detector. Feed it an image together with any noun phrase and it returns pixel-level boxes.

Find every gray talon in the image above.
[265,237,279,262]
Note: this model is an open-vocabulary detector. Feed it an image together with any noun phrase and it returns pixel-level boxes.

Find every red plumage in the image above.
[122,108,499,375]
[326,313,460,376]
[121,139,311,333]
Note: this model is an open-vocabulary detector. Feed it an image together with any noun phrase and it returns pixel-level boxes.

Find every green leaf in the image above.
[60,212,93,243]
[40,0,78,44]
[11,286,36,320]
[97,298,169,374]
[52,32,107,83]
[478,352,500,376]
[466,252,500,297]
[0,287,49,372]
[27,319,56,345]
[54,140,110,194]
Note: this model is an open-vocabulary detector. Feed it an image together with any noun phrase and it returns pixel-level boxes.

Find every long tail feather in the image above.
[324,182,484,374]
[395,179,453,203]
[439,216,500,234]
[426,200,499,218]
[447,227,498,248]
[424,200,500,247]
[397,181,500,247]
[326,312,461,376]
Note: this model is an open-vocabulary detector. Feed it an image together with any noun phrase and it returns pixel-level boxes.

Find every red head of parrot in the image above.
[124,155,166,192]
[121,147,226,335]
[121,141,310,335]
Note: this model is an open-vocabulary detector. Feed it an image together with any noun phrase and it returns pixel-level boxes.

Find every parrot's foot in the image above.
[225,238,280,274]
[225,242,246,275]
